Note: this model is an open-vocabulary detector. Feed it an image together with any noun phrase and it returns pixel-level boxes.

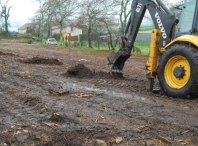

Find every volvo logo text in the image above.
[155,12,167,39]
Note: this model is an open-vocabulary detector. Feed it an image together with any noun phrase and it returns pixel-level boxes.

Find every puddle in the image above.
[62,81,151,103]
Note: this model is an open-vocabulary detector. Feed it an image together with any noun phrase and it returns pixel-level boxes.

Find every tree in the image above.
[44,0,55,37]
[101,19,116,50]
[34,0,48,37]
[0,0,12,33]
[112,0,132,35]
[31,0,56,37]
[52,0,79,41]
[79,0,107,48]
[96,0,120,50]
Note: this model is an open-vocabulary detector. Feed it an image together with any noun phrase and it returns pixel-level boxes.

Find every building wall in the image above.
[52,26,82,40]
[62,32,70,41]
[69,36,78,41]
[18,29,26,34]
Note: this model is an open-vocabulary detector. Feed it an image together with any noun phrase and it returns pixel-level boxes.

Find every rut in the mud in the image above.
[64,63,123,79]
[0,51,16,56]
[19,57,63,65]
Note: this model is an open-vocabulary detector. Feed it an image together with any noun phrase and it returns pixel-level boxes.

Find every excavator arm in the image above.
[107,0,177,74]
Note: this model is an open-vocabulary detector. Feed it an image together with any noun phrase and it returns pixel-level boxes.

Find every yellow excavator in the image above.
[107,0,198,98]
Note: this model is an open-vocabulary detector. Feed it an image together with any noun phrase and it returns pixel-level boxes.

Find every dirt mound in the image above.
[48,114,66,123]
[20,57,63,65]
[65,64,93,78]
[64,64,123,79]
[0,51,15,56]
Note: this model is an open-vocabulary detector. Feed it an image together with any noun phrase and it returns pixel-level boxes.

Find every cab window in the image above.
[177,0,196,33]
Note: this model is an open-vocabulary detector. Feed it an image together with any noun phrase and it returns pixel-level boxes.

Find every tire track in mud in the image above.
[0,55,130,145]
[0,56,78,145]
[0,55,157,145]
[1,45,198,145]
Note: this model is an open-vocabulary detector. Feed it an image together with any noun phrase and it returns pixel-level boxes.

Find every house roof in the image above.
[18,23,32,30]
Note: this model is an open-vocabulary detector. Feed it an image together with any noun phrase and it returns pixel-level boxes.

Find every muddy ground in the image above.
[0,39,198,146]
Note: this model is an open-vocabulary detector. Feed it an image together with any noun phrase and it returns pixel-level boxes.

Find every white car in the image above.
[45,38,58,45]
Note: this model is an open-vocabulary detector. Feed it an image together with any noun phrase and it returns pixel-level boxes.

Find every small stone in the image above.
[116,137,123,144]
[121,83,126,87]
[16,133,29,143]
[93,139,107,146]
[110,137,116,143]
[137,129,142,133]
[121,108,126,111]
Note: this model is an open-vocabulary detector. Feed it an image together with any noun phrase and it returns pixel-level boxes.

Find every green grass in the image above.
[139,25,155,31]
[135,44,150,54]
[138,25,154,33]
[68,44,150,55]
[42,39,150,55]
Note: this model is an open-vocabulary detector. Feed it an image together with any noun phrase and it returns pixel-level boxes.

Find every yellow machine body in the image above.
[165,35,198,49]
[146,29,165,79]
[146,32,198,80]
[145,31,198,91]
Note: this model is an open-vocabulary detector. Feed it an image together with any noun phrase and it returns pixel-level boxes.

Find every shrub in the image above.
[54,33,60,41]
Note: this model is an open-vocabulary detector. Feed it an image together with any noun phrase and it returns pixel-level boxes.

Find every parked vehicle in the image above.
[45,38,57,45]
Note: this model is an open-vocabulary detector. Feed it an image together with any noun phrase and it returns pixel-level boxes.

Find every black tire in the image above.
[158,44,198,98]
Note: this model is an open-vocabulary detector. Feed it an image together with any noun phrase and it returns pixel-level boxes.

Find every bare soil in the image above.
[19,57,63,65]
[0,39,198,146]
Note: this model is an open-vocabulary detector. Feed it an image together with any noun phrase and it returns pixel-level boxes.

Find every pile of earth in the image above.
[64,64,93,78]
[19,57,63,65]
[64,64,123,79]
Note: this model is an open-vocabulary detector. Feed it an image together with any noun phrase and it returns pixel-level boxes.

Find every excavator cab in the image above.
[107,0,198,98]
[176,0,198,37]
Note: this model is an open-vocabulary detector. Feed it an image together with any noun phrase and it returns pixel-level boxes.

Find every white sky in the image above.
[1,0,37,31]
[0,0,182,32]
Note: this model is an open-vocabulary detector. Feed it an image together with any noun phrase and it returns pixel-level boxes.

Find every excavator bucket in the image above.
[107,50,130,74]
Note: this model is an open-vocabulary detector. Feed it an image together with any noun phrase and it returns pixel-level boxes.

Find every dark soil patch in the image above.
[20,96,41,106]
[64,64,123,79]
[19,57,63,65]
[47,88,70,96]
[0,51,15,56]
[0,132,15,145]
[48,114,78,124]
[94,71,123,79]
